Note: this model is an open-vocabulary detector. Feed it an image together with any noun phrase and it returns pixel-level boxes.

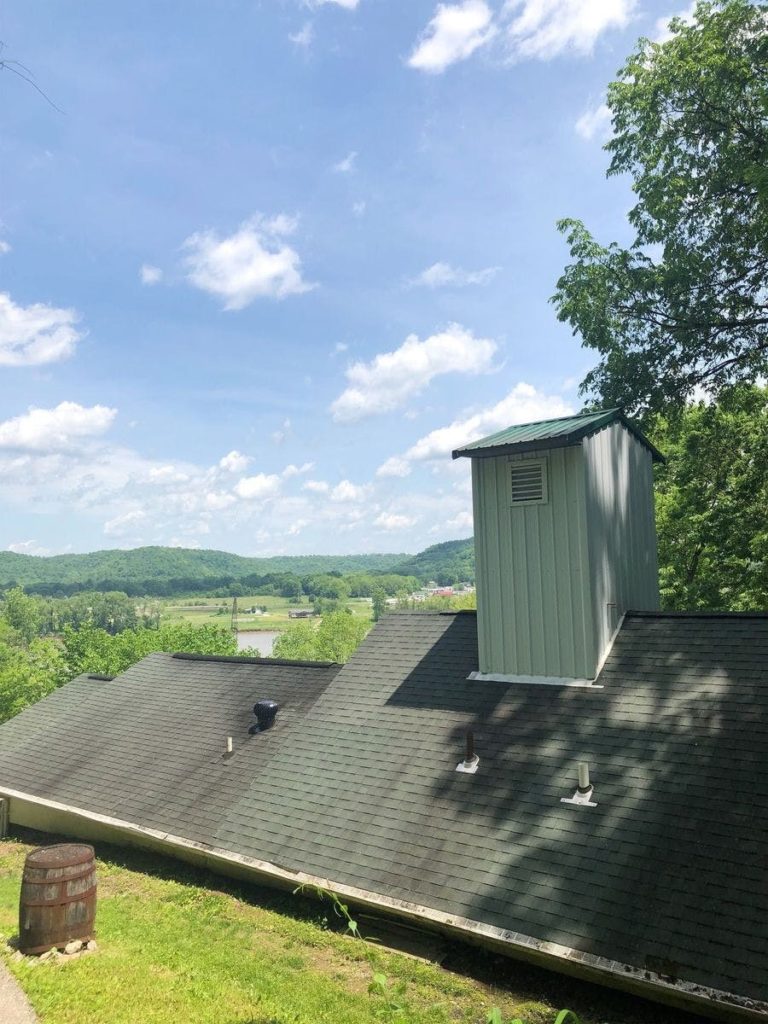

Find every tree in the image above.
[553,0,768,416]
[302,574,350,601]
[1,587,42,644]
[371,587,387,622]
[273,612,369,664]
[650,385,768,610]
[0,637,68,723]
[61,621,238,679]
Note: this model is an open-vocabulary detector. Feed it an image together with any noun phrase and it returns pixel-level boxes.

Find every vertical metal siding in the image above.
[473,446,595,678]
[583,423,660,665]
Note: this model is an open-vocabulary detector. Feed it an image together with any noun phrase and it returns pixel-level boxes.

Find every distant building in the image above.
[288,608,314,619]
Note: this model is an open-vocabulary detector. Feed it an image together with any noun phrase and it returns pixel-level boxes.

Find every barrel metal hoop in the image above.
[21,884,97,908]
[23,864,96,884]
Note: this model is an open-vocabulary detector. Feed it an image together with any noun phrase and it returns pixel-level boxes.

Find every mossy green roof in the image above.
[453,408,664,462]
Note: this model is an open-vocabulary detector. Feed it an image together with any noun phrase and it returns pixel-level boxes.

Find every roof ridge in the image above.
[171,652,340,668]
[483,407,616,431]
[628,609,768,620]
[384,609,477,617]
[455,407,614,449]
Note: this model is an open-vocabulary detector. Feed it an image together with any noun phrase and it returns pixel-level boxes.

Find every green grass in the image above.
[161,595,374,633]
[0,832,694,1024]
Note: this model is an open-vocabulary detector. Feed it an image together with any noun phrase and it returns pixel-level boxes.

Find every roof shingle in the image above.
[0,611,766,1011]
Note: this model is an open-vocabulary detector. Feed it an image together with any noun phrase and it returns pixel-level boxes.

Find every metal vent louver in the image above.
[510,459,547,505]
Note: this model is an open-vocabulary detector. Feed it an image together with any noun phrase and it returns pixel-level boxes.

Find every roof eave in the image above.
[2,787,762,1023]
[616,413,666,464]
[452,436,583,459]
[452,412,665,464]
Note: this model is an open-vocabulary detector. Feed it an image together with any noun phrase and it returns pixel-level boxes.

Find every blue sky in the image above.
[0,0,685,557]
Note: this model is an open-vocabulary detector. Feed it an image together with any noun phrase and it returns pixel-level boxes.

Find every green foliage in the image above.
[553,0,768,416]
[347,574,420,598]
[396,592,477,613]
[293,883,361,939]
[372,586,387,622]
[61,620,238,678]
[486,1011,579,1024]
[393,539,474,585]
[0,590,240,723]
[303,574,351,600]
[273,611,370,663]
[0,545,409,596]
[650,385,768,609]
[39,590,147,634]
[0,545,473,600]
[368,973,408,1020]
[1,587,41,644]
[0,637,69,723]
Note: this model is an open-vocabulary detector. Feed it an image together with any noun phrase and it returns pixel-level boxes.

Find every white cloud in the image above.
[315,0,359,8]
[182,215,314,310]
[303,479,330,493]
[0,402,117,452]
[219,450,252,473]
[7,540,52,556]
[148,465,190,483]
[234,473,282,501]
[575,100,612,140]
[331,324,497,422]
[654,2,696,42]
[374,512,417,531]
[140,264,163,285]
[289,21,314,47]
[0,240,11,255]
[352,201,366,217]
[377,383,573,475]
[376,456,411,479]
[411,262,500,288]
[0,292,84,366]
[409,1,496,73]
[333,151,357,173]
[502,0,636,60]
[204,490,237,510]
[282,462,314,478]
[272,418,292,445]
[444,509,474,532]
[104,510,146,537]
[330,479,368,503]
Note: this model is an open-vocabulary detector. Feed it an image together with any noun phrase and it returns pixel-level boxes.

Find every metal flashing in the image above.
[468,671,603,689]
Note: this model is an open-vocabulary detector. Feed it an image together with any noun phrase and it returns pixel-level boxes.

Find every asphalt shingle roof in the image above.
[0,653,341,846]
[1,612,766,1010]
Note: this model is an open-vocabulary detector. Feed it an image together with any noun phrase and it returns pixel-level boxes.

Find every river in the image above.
[237,630,282,656]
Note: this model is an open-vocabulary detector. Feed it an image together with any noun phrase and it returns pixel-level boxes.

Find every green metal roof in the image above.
[452,407,664,462]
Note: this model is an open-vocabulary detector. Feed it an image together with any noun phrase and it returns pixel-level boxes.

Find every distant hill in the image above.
[393,538,474,584]
[0,546,408,596]
[0,539,476,596]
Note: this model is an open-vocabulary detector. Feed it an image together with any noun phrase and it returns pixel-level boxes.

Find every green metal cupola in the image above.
[454,408,663,683]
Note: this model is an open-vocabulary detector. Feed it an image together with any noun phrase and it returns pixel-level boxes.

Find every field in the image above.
[160,594,375,633]
[0,830,693,1024]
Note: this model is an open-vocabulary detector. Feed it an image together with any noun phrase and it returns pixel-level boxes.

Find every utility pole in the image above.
[231,596,238,633]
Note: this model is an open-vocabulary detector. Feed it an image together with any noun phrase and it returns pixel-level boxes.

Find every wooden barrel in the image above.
[19,843,97,954]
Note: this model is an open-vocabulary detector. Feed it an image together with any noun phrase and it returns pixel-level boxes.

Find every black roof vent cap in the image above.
[251,699,279,734]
